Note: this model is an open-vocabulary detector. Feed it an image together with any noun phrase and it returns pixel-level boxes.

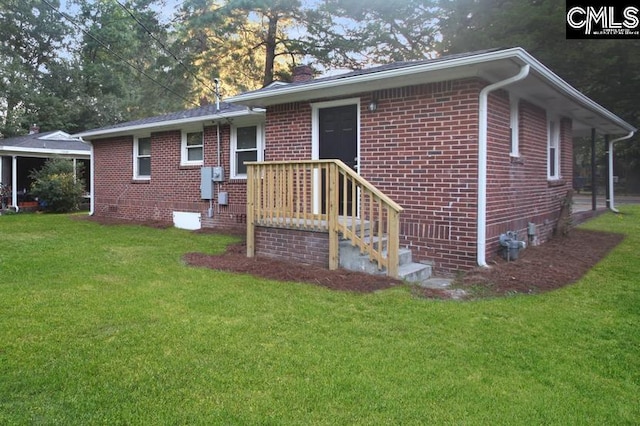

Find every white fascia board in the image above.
[516,49,637,134]
[0,146,90,157]
[39,131,79,141]
[228,48,529,105]
[74,108,265,139]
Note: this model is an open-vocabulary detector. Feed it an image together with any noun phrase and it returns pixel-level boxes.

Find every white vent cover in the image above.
[172,211,201,230]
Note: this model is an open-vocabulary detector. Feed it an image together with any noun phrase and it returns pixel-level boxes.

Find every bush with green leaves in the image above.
[29,158,85,213]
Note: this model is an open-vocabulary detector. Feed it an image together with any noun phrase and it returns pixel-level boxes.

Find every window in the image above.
[547,118,560,180]
[510,95,519,157]
[134,136,151,179]
[231,124,263,178]
[181,130,203,165]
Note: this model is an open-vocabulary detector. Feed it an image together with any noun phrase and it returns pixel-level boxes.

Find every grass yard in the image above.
[1,209,639,425]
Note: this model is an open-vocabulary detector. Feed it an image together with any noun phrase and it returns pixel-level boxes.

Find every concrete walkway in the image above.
[573,194,640,213]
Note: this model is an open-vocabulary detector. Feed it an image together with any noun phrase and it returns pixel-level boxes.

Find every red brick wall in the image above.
[484,96,573,260]
[265,80,482,272]
[255,227,329,267]
[91,124,248,231]
[264,79,572,273]
[265,103,313,161]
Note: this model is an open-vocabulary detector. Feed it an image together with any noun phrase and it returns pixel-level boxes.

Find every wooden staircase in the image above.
[246,159,426,281]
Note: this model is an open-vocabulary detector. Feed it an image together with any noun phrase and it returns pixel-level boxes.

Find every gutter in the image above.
[608,131,635,213]
[477,64,530,267]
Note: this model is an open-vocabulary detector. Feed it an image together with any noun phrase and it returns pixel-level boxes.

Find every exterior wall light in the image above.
[368,100,378,112]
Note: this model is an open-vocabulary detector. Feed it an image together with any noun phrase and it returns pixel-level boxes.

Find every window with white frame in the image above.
[547,118,560,180]
[181,130,203,165]
[134,136,151,179]
[231,124,263,178]
[510,95,519,157]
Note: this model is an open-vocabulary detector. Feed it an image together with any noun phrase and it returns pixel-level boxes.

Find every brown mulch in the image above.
[73,215,625,299]
[186,228,624,298]
[184,241,402,293]
[448,228,625,298]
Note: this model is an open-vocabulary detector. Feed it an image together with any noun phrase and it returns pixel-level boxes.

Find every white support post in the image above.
[11,155,18,210]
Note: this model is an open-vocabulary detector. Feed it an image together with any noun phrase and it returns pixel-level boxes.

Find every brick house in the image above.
[77,47,635,277]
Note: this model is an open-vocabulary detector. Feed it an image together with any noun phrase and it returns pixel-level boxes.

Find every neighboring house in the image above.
[77,47,636,277]
[0,126,91,210]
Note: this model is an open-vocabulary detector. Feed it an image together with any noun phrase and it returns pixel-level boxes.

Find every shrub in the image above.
[29,158,85,213]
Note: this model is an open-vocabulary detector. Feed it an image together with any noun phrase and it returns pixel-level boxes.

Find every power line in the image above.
[41,0,202,109]
[114,0,220,99]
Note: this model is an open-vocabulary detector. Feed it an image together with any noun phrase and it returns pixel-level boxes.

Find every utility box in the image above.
[218,191,228,205]
[499,231,526,261]
[212,166,225,182]
[200,167,214,199]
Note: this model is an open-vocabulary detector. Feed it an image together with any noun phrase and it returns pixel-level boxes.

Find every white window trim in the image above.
[230,122,264,179]
[133,135,151,180]
[510,95,519,157]
[547,117,561,180]
[181,129,204,166]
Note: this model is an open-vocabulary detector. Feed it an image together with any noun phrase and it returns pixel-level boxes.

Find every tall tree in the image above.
[305,0,441,69]
[438,0,639,190]
[71,0,187,129]
[174,0,306,99]
[0,0,71,136]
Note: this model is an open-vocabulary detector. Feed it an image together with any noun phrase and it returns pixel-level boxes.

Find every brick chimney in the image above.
[29,124,40,134]
[292,65,314,83]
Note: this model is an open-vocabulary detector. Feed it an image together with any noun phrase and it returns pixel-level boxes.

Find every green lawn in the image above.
[1,209,639,425]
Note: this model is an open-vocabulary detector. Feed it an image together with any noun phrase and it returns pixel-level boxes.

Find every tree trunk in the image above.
[262,14,278,87]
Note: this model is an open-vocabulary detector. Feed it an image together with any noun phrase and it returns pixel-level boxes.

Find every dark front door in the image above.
[319,104,358,215]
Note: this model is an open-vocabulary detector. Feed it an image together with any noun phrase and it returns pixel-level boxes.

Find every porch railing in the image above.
[246,160,404,278]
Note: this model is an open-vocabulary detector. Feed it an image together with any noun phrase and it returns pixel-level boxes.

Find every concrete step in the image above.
[398,262,433,283]
[337,217,371,235]
[339,239,429,280]
[338,229,432,282]
[339,245,386,275]
[397,247,412,265]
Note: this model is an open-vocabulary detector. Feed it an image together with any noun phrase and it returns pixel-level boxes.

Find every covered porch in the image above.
[0,130,91,211]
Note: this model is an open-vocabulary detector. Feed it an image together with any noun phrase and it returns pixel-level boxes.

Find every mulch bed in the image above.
[185,228,623,299]
[184,241,402,293]
[447,228,625,298]
[73,215,625,299]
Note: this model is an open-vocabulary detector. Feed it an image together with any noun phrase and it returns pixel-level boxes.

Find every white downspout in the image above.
[89,143,95,215]
[477,64,530,267]
[608,131,635,213]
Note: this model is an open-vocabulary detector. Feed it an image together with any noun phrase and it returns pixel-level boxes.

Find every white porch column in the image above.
[11,155,18,208]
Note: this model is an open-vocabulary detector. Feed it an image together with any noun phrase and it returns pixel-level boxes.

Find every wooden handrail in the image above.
[246,160,403,278]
